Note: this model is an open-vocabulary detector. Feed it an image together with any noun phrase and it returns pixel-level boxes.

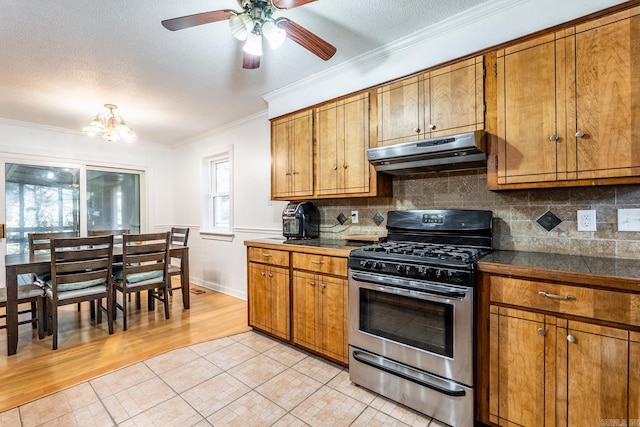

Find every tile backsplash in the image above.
[315,170,640,259]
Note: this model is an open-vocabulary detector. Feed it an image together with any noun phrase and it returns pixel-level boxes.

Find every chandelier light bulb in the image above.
[82,104,137,142]
[229,13,253,41]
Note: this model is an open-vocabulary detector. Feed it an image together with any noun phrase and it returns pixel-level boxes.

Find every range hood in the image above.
[367,131,487,175]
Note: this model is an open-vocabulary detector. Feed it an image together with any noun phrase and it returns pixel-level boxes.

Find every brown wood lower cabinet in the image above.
[292,270,348,364]
[245,242,350,365]
[482,273,640,426]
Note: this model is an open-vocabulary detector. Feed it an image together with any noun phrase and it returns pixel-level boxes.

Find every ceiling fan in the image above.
[162,0,337,69]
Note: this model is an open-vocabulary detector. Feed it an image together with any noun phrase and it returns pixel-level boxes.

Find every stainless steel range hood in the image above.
[367,131,487,175]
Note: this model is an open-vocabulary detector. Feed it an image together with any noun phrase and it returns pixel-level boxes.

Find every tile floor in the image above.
[0,331,446,427]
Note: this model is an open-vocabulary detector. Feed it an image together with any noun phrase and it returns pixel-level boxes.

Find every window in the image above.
[86,168,141,233]
[5,164,80,254]
[202,148,233,236]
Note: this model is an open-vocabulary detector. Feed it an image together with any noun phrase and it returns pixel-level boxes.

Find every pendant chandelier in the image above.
[82,104,137,142]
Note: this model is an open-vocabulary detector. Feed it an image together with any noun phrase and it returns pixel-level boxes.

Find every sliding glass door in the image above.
[4,163,143,254]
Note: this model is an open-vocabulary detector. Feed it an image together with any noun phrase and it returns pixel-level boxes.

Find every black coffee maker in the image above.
[282,202,320,240]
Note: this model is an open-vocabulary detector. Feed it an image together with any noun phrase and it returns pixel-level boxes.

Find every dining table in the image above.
[4,244,190,356]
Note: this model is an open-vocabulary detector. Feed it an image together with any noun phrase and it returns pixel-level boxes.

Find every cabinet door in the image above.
[496,34,568,184]
[269,266,290,340]
[316,94,369,195]
[557,320,629,426]
[571,7,640,179]
[428,56,484,138]
[630,332,640,424]
[377,75,426,146]
[318,275,348,363]
[248,263,269,332]
[270,110,313,199]
[292,271,318,351]
[489,306,555,427]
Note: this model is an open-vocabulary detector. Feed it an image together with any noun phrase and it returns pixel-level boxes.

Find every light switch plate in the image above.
[618,208,640,231]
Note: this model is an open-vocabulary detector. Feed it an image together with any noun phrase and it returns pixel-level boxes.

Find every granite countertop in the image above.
[244,237,364,257]
[479,250,640,292]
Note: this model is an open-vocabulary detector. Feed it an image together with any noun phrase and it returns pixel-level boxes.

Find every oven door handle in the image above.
[350,272,467,299]
[352,350,466,397]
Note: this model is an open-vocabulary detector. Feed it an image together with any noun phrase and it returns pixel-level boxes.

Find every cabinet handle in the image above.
[575,131,585,138]
[549,134,558,141]
[537,328,546,336]
[567,334,576,343]
[343,164,348,169]
[333,165,338,170]
[268,273,273,278]
[538,291,576,301]
[320,283,326,288]
[309,281,315,286]
[429,124,436,130]
[413,127,420,133]
[261,272,266,276]
[285,172,292,176]
[292,171,299,175]
[311,260,324,265]
[262,253,273,257]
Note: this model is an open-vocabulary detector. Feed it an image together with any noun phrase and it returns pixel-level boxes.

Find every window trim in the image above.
[201,146,233,239]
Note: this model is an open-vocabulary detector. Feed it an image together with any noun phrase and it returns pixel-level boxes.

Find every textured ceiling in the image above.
[0,0,490,145]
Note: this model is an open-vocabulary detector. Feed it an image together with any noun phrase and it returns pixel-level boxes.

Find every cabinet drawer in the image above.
[490,276,640,327]
[292,253,347,277]
[247,248,290,267]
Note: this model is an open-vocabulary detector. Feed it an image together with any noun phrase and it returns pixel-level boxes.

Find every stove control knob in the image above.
[373,262,383,270]
[359,260,372,269]
[435,269,444,279]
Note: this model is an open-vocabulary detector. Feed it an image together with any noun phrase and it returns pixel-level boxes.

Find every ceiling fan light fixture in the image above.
[229,13,253,41]
[243,31,263,56]
[262,20,286,49]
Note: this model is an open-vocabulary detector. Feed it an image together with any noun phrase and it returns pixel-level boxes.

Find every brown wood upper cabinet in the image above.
[376,55,484,146]
[494,6,640,187]
[271,109,314,199]
[315,92,371,196]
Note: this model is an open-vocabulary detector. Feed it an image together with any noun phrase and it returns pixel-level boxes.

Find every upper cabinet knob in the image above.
[413,127,420,133]
[550,134,558,141]
[332,165,338,170]
[567,334,577,343]
[429,124,436,130]
[343,164,348,169]
[575,131,585,138]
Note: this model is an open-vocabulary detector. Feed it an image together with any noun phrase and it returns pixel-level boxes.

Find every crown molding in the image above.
[171,109,269,147]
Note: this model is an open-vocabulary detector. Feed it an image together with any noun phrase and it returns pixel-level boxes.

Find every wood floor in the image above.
[0,281,250,413]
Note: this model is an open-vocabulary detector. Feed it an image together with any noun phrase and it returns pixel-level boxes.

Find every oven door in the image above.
[348,269,474,386]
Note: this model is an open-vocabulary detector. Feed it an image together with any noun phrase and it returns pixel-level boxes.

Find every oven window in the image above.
[359,288,454,358]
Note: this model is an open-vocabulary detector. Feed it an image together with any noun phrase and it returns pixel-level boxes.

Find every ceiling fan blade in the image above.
[243,52,261,69]
[162,10,235,31]
[278,19,336,61]
[273,0,317,9]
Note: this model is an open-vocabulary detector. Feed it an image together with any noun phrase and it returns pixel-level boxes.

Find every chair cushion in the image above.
[114,269,163,284]
[45,284,107,301]
[46,278,107,292]
[0,284,45,303]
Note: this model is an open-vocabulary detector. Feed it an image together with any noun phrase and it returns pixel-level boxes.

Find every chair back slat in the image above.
[122,232,170,283]
[29,231,79,254]
[88,229,130,245]
[170,227,189,246]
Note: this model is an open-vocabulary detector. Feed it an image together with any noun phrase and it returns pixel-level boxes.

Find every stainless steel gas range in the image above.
[348,209,493,427]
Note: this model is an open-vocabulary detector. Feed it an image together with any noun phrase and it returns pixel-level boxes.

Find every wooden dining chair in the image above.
[88,229,130,245]
[0,284,46,339]
[168,227,189,296]
[113,232,171,331]
[47,235,114,350]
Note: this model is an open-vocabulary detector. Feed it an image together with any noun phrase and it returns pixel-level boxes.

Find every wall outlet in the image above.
[351,210,359,224]
[618,208,640,231]
[577,210,596,231]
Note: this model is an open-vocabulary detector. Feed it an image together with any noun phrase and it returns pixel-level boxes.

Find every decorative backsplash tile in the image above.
[314,170,640,259]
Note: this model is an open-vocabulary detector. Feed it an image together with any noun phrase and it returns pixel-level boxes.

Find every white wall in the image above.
[169,112,288,300]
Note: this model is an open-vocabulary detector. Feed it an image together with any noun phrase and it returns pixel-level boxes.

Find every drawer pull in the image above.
[262,253,273,257]
[537,328,546,336]
[567,334,576,343]
[538,291,576,301]
[311,260,324,265]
